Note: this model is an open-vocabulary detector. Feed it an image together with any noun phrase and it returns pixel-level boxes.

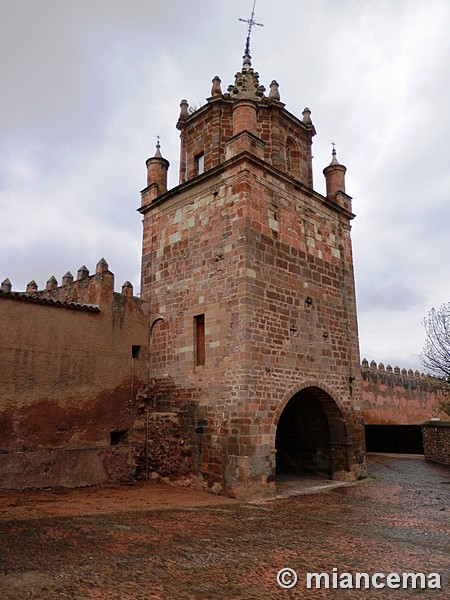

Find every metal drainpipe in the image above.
[129,356,135,475]
[146,411,150,480]
[131,356,135,403]
[146,321,152,480]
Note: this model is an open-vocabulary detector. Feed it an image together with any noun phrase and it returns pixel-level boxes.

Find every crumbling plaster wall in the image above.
[0,270,149,488]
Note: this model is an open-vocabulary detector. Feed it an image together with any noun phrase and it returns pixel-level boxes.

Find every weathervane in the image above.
[239,0,263,56]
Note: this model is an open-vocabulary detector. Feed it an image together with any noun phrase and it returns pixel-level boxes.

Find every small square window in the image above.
[110,429,128,445]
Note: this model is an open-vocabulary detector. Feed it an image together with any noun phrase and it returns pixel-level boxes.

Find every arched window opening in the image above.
[285,137,300,179]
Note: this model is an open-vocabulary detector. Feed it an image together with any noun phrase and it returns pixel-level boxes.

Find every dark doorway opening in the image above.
[365,425,424,454]
[275,387,348,479]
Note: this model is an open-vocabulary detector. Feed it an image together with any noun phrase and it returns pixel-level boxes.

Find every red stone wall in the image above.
[0,64,370,494]
[140,146,365,496]
[361,361,448,425]
[0,271,149,488]
[131,412,193,479]
[177,98,313,188]
[179,101,233,182]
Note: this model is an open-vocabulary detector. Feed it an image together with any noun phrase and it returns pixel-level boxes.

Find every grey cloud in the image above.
[1,0,449,371]
[357,282,425,313]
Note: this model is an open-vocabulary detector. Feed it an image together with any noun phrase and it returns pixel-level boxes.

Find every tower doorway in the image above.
[275,387,349,479]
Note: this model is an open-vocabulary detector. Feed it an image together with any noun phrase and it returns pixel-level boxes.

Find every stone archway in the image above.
[275,386,350,479]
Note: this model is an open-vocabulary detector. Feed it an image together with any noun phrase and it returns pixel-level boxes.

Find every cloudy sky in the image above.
[1,0,449,371]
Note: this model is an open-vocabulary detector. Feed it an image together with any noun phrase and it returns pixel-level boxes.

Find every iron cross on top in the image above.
[239,0,264,55]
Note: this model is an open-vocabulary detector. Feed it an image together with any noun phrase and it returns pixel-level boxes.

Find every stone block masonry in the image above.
[1,47,371,496]
[140,48,366,496]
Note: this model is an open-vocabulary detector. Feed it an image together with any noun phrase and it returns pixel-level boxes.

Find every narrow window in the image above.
[194,314,205,366]
[195,152,204,175]
[286,143,292,173]
[132,345,141,359]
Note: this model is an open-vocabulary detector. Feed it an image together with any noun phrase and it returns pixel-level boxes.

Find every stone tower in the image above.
[139,45,366,498]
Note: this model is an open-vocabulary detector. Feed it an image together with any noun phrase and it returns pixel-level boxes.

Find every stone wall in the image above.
[177,98,314,188]
[361,359,447,425]
[421,421,450,465]
[138,53,368,498]
[131,411,193,480]
[140,148,366,497]
[0,262,149,489]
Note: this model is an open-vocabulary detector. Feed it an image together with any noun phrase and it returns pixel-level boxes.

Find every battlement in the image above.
[361,358,442,390]
[1,258,137,310]
[361,358,447,426]
[0,260,149,490]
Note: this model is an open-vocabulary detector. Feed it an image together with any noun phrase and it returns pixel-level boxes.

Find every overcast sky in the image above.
[1,0,449,371]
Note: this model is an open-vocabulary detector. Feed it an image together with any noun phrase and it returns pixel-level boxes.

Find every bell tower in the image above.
[139,22,366,497]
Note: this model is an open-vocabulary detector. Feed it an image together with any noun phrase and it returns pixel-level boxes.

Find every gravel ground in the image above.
[0,455,449,599]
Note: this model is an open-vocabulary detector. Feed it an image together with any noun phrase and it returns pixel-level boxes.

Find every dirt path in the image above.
[0,479,236,521]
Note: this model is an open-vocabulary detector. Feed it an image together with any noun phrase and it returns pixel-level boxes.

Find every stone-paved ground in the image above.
[0,456,449,599]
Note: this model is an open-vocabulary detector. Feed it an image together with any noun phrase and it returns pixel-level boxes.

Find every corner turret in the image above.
[143,140,170,205]
[323,146,352,212]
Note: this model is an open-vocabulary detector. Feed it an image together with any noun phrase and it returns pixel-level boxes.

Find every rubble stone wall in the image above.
[422,421,450,465]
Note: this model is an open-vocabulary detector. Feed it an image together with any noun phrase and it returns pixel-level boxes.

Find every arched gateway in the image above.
[275,387,350,479]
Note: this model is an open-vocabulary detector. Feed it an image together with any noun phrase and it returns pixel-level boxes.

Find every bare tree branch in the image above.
[420,303,450,379]
[420,303,450,416]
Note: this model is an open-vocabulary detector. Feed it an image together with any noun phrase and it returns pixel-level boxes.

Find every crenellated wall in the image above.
[361,358,448,425]
[2,254,448,489]
[0,260,150,489]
